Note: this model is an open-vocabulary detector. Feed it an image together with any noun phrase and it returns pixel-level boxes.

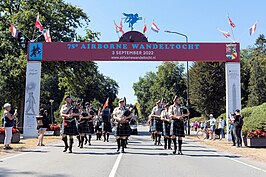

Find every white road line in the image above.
[191,139,266,173]
[0,143,61,162]
[109,153,123,177]
[228,158,266,173]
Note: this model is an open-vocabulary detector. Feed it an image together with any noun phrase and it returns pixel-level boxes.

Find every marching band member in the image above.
[85,102,95,146]
[160,103,172,150]
[94,107,103,140]
[60,96,79,153]
[112,98,132,153]
[77,103,91,148]
[101,106,112,142]
[149,100,163,146]
[169,96,190,155]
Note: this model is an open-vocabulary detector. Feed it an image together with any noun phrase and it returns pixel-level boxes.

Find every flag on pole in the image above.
[35,15,43,31]
[249,22,257,36]
[103,98,109,109]
[228,16,236,28]
[114,20,124,34]
[143,23,147,34]
[44,29,51,42]
[151,21,160,33]
[217,29,231,38]
[10,23,18,38]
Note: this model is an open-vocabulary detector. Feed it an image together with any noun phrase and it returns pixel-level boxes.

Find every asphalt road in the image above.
[0,126,266,177]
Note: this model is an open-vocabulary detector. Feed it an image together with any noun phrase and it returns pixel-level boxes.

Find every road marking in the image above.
[0,143,61,162]
[191,139,266,173]
[109,153,123,177]
[228,158,266,173]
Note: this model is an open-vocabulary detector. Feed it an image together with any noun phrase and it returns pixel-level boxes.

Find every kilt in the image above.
[170,119,185,137]
[102,121,112,133]
[78,121,89,133]
[162,121,171,136]
[63,119,79,135]
[150,119,156,132]
[115,123,131,137]
[88,121,95,134]
[95,122,102,132]
[152,119,163,132]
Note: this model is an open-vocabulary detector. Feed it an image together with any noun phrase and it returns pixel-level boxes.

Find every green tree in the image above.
[189,62,225,117]
[248,34,266,106]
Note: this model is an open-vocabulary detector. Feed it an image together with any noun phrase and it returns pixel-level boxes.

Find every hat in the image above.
[173,95,179,102]
[3,103,11,109]
[164,103,170,107]
[64,95,71,100]
[119,98,125,103]
[210,114,213,117]
[156,100,161,104]
[235,109,240,113]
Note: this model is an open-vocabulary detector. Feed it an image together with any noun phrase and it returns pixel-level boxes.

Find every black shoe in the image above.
[178,151,183,155]
[173,150,176,154]
[121,149,125,153]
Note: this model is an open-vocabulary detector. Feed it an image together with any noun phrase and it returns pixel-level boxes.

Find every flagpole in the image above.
[227,14,236,42]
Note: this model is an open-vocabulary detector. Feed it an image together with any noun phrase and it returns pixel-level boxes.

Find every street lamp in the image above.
[165,30,190,135]
[49,99,54,124]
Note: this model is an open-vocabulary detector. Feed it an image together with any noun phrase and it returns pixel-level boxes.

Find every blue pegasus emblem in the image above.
[122,13,142,30]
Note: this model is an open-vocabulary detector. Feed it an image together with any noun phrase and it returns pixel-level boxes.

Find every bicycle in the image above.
[196,128,209,139]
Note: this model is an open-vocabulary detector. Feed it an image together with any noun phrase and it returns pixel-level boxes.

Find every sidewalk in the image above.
[186,131,266,163]
[0,136,61,156]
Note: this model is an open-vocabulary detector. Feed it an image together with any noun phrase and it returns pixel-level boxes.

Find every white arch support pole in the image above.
[225,62,241,141]
[23,61,42,138]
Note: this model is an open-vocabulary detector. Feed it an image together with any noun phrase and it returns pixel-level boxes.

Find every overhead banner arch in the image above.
[24,41,241,138]
[28,42,240,62]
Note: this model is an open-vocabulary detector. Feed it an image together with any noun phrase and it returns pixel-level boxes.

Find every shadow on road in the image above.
[185,154,241,158]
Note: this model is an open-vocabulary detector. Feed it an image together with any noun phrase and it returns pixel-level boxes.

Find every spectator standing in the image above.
[233,109,243,147]
[2,103,17,150]
[229,114,236,146]
[209,114,216,140]
[37,108,50,146]
[218,117,225,140]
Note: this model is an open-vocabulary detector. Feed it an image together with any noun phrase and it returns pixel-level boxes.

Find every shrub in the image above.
[242,102,266,136]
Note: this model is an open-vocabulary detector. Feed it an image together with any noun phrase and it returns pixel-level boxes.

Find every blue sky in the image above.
[65,0,265,104]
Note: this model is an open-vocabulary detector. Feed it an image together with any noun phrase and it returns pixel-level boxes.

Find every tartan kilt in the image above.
[170,119,185,137]
[63,119,79,135]
[151,119,163,132]
[95,122,102,132]
[78,121,89,133]
[115,123,131,137]
[150,119,156,132]
[88,121,95,134]
[155,120,163,132]
[103,121,112,133]
[162,121,171,136]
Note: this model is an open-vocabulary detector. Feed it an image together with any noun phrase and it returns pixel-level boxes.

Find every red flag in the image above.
[143,23,147,34]
[44,29,51,42]
[218,29,231,38]
[114,20,124,34]
[10,23,18,38]
[249,22,257,36]
[103,98,109,109]
[228,16,236,28]
[35,15,43,31]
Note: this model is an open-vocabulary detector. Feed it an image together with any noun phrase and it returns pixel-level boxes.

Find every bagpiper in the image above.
[112,98,132,153]
[77,103,91,148]
[160,103,172,150]
[149,100,163,146]
[101,106,112,142]
[169,96,190,155]
[85,102,95,146]
[94,108,103,140]
[60,96,79,153]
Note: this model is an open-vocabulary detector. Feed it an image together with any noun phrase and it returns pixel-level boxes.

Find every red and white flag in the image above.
[44,29,51,42]
[114,20,124,35]
[249,22,257,36]
[143,23,147,34]
[10,23,18,38]
[218,29,231,38]
[228,16,236,28]
[35,15,43,31]
[151,21,159,33]
[103,98,109,109]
